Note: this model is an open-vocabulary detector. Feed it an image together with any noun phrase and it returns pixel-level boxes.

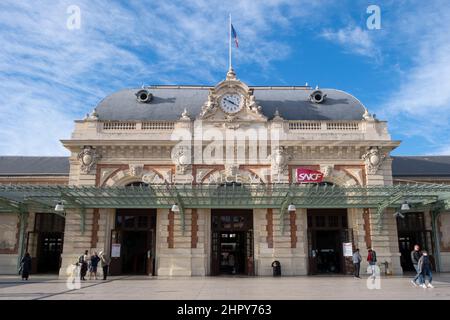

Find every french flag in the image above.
[231,24,239,48]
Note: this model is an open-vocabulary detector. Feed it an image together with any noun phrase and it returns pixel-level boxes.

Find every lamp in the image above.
[171,204,180,212]
[287,203,296,212]
[401,201,410,211]
[54,201,65,212]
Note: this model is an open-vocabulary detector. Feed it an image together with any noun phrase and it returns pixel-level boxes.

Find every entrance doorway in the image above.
[26,213,65,274]
[397,212,434,271]
[211,209,254,276]
[307,209,353,275]
[110,209,156,275]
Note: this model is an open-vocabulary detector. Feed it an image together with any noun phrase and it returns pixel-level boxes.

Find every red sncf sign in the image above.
[296,168,324,183]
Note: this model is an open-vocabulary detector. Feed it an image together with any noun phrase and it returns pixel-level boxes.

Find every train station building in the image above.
[1,69,450,277]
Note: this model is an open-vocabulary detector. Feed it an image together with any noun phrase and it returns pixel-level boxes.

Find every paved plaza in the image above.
[0,273,449,300]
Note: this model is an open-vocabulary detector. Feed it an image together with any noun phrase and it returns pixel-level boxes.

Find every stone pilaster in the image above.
[59,208,95,277]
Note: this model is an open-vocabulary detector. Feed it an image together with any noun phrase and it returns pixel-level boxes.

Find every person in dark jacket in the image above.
[418,251,433,288]
[410,244,422,287]
[79,250,89,281]
[367,248,377,278]
[20,252,32,280]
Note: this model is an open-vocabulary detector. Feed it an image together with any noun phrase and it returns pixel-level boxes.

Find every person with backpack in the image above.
[79,250,89,281]
[418,251,434,288]
[410,244,422,287]
[367,248,377,278]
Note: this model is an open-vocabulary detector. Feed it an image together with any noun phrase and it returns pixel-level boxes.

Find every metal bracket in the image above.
[59,188,87,234]
[376,193,403,231]
[175,191,186,235]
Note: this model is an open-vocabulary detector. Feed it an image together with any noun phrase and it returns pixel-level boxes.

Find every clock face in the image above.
[220,94,243,114]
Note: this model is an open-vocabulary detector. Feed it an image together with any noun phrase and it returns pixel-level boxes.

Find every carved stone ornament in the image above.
[77,146,101,174]
[129,164,144,177]
[180,108,191,121]
[224,163,239,178]
[172,147,191,174]
[362,147,386,174]
[269,146,291,175]
[320,164,334,178]
[198,89,217,119]
[272,109,284,122]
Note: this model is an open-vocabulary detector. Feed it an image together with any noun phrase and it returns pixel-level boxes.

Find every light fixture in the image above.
[401,201,410,211]
[171,204,180,212]
[54,201,65,212]
[287,203,296,212]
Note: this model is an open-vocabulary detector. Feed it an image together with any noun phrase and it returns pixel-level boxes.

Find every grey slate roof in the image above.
[95,86,366,121]
[392,156,450,177]
[0,156,69,176]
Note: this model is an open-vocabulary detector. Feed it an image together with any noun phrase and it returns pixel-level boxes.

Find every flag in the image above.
[231,24,239,48]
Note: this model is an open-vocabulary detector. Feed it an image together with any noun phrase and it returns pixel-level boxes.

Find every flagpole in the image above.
[229,13,232,70]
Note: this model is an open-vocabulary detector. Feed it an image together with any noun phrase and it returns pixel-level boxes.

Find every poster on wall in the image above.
[111,244,121,257]
[296,168,324,183]
[342,242,353,257]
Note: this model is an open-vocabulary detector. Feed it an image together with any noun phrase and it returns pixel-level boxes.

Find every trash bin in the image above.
[271,260,281,276]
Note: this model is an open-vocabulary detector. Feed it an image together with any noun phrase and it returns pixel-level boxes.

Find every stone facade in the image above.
[2,70,450,276]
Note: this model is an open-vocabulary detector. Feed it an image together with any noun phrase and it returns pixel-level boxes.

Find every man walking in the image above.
[410,244,422,287]
[418,251,434,288]
[367,248,377,278]
[352,248,362,278]
[99,251,111,280]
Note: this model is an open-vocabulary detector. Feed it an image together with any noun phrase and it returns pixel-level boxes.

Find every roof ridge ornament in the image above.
[180,108,191,121]
[272,108,284,121]
[363,107,376,121]
[226,67,236,80]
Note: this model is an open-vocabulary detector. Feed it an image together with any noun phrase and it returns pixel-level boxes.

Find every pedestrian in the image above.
[19,252,32,280]
[418,251,434,288]
[367,248,377,278]
[99,251,111,280]
[79,250,89,281]
[410,244,422,287]
[352,248,362,278]
[89,251,100,280]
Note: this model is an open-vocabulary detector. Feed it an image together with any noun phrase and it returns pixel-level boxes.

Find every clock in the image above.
[220,94,243,114]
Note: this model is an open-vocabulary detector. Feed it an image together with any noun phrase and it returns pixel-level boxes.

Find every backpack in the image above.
[78,255,84,264]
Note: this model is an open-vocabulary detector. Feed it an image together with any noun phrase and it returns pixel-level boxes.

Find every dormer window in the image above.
[310,89,327,104]
[136,89,153,103]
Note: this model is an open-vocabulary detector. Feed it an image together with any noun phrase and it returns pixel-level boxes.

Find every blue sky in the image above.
[0,0,449,156]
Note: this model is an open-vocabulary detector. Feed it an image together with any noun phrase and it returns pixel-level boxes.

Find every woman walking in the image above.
[20,252,32,280]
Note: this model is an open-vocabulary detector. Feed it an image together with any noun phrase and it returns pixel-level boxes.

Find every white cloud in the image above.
[321,26,378,58]
[0,0,320,155]
[376,3,450,152]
